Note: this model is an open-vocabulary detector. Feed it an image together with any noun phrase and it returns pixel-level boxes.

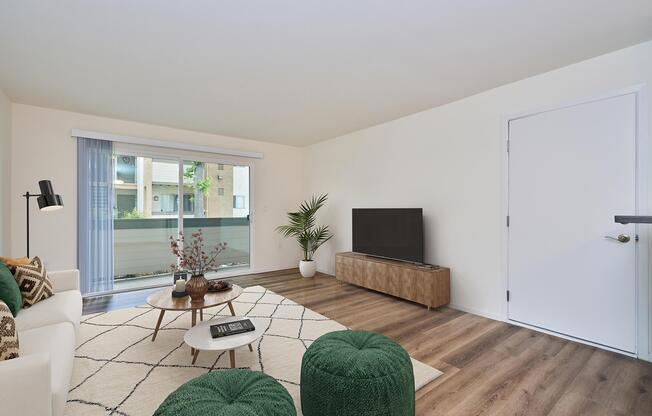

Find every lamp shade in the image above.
[36,180,63,211]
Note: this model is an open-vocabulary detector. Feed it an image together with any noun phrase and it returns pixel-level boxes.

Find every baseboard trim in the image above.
[448,303,504,321]
[316,268,335,276]
[639,352,652,362]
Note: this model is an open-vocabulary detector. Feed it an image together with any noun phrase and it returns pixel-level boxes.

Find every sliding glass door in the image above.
[112,151,251,292]
[182,161,251,272]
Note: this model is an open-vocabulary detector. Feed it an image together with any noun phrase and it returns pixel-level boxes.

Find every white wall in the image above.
[5,40,652,358]
[303,40,652,356]
[0,89,10,254]
[9,104,303,273]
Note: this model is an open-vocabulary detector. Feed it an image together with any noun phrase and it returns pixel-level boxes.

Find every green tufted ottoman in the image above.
[154,369,296,416]
[301,330,415,416]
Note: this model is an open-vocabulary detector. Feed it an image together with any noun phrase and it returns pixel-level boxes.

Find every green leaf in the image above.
[275,194,333,261]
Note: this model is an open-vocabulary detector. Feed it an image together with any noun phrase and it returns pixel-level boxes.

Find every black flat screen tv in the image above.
[352,208,423,264]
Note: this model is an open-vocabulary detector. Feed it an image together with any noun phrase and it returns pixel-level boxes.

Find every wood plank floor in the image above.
[83,270,652,416]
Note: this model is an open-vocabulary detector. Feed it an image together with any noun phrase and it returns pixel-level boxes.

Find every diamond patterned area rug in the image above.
[66,285,443,415]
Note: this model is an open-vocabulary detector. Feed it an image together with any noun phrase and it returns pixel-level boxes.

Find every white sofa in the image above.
[0,269,82,416]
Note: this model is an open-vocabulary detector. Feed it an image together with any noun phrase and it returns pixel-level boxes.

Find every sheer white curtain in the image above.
[77,137,114,294]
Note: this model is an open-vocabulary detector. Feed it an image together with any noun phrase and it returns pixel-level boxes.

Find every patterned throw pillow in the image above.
[0,256,31,275]
[0,300,19,360]
[13,257,54,307]
[0,261,22,317]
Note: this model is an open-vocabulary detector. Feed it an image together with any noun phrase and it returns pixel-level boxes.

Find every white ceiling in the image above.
[1,1,651,146]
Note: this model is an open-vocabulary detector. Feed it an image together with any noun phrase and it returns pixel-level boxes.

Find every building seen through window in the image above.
[113,156,249,219]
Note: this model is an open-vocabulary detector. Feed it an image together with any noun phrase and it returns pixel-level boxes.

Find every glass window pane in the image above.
[110,154,252,292]
[115,155,136,184]
[113,154,178,290]
[182,161,250,274]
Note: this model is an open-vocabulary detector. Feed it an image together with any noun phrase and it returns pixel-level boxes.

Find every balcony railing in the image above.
[114,217,250,280]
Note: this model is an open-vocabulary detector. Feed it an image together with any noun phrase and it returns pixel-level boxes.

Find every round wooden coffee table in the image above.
[184,316,266,367]
[146,284,244,350]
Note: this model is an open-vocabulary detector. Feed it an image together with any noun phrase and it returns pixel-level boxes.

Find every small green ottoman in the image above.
[154,369,296,416]
[301,330,415,416]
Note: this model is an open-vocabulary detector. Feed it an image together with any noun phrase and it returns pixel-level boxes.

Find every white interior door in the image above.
[508,93,638,353]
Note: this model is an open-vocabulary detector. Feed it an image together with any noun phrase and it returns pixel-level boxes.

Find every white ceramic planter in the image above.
[299,260,317,277]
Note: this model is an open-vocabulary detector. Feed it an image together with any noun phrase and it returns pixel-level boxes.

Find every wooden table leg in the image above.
[248,344,253,352]
[192,349,200,365]
[151,309,165,341]
[200,309,203,321]
[228,301,236,316]
[190,309,197,355]
[229,350,236,368]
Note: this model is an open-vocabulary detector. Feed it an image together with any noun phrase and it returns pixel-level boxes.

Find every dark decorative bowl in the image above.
[207,280,232,292]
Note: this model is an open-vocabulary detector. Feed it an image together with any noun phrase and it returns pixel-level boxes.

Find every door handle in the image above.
[604,234,631,243]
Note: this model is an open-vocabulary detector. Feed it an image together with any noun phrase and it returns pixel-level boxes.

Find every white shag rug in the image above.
[66,285,442,415]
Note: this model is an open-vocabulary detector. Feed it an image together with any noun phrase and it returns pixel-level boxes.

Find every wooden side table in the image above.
[146,285,244,354]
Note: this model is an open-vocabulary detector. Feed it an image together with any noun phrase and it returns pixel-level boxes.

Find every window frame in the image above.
[113,142,255,277]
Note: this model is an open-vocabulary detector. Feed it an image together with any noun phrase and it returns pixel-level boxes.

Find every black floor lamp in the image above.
[22,180,64,257]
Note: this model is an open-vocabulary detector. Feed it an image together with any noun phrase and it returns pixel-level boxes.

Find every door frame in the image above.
[499,84,649,360]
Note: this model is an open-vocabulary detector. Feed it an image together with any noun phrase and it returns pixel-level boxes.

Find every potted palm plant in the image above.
[276,194,333,277]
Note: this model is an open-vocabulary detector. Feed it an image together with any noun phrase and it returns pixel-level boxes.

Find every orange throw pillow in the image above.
[0,257,30,267]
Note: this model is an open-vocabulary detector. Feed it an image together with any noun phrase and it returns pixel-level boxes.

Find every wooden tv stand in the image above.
[335,252,450,309]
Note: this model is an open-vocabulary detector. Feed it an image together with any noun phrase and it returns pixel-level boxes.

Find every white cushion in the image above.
[49,270,80,293]
[20,322,76,416]
[15,290,82,333]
